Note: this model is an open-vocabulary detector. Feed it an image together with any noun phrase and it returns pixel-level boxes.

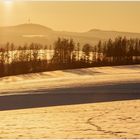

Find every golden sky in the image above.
[0,1,140,33]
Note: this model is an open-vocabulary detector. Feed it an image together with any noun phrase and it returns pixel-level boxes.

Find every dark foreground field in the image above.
[0,82,140,111]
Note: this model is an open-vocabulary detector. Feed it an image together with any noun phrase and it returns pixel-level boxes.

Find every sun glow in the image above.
[4,0,13,5]
[2,0,14,26]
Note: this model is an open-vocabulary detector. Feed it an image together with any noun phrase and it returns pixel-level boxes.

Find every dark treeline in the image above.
[0,36,140,77]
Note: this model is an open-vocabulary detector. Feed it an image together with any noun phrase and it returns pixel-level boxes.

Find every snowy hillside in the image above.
[0,65,140,95]
[0,65,140,138]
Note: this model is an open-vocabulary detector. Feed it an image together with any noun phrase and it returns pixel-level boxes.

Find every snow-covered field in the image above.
[0,65,140,138]
[0,100,140,138]
[0,65,140,95]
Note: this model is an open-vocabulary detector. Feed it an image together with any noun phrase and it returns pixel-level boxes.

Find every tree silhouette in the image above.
[82,43,92,63]
[0,36,140,77]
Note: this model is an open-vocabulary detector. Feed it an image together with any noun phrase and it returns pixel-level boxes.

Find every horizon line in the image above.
[1,22,140,34]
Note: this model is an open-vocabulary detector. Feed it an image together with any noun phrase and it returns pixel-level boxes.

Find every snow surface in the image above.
[0,65,140,138]
[0,65,140,95]
[0,100,140,138]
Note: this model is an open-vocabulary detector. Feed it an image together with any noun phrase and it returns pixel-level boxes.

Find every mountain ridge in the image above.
[1,23,140,34]
[0,23,140,47]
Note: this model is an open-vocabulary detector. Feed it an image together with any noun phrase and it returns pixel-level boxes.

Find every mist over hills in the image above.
[0,23,140,47]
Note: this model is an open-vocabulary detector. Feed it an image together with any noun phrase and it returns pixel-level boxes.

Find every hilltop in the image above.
[0,23,140,47]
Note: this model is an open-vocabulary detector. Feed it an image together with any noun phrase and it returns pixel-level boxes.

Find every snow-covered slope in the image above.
[0,65,140,138]
[0,65,140,95]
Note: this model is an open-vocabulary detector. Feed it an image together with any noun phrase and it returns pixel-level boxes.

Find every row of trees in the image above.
[52,37,140,67]
[0,36,140,77]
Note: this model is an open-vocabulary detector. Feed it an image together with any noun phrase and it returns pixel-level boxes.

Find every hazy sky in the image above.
[0,1,140,33]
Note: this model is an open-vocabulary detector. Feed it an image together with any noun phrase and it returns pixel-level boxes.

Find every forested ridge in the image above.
[0,36,140,77]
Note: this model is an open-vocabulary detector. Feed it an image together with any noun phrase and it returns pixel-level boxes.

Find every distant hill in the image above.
[0,23,53,35]
[0,23,140,48]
